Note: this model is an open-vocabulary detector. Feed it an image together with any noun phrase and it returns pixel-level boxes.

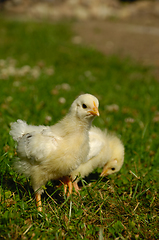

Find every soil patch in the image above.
[1,0,159,79]
[73,18,159,80]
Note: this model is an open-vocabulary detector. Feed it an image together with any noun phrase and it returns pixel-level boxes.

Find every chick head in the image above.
[70,94,99,120]
[100,137,124,177]
[100,157,124,177]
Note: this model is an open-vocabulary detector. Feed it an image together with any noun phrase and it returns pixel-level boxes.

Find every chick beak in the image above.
[100,168,108,177]
[89,101,100,116]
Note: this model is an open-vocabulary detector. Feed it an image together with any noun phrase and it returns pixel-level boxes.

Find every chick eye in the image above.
[111,168,115,171]
[82,104,87,109]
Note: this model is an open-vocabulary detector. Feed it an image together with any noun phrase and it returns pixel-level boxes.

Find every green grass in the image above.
[0,17,158,239]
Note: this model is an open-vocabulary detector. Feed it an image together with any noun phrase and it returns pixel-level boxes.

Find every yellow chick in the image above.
[10,94,99,211]
[70,126,124,192]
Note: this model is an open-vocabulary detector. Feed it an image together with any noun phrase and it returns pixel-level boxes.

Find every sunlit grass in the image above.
[0,17,159,239]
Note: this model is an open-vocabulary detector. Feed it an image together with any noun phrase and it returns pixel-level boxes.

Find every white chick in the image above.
[10,94,99,211]
[70,126,124,192]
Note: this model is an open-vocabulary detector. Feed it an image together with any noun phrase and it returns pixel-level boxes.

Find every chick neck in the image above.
[50,106,95,138]
[62,111,93,133]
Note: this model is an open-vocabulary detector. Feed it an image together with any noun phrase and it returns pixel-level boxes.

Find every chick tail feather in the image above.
[10,120,28,141]
[9,119,46,142]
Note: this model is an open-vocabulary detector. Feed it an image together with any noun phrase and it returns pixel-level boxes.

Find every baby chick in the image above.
[10,94,99,211]
[70,126,124,192]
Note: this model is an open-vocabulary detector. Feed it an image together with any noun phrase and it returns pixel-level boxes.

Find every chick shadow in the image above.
[1,173,34,201]
[43,180,66,205]
[77,170,108,189]
[2,174,67,207]
[2,169,108,211]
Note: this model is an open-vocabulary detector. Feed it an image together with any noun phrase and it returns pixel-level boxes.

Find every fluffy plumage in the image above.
[70,126,124,191]
[10,94,99,211]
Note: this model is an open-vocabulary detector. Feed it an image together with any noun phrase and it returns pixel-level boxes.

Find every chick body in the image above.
[71,126,124,185]
[10,94,99,208]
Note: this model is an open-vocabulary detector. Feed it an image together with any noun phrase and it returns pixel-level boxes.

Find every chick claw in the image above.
[73,181,81,194]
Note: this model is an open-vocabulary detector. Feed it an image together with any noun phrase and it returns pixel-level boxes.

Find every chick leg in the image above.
[35,193,42,212]
[67,177,73,196]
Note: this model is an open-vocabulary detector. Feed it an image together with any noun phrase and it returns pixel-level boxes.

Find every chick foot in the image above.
[59,176,73,197]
